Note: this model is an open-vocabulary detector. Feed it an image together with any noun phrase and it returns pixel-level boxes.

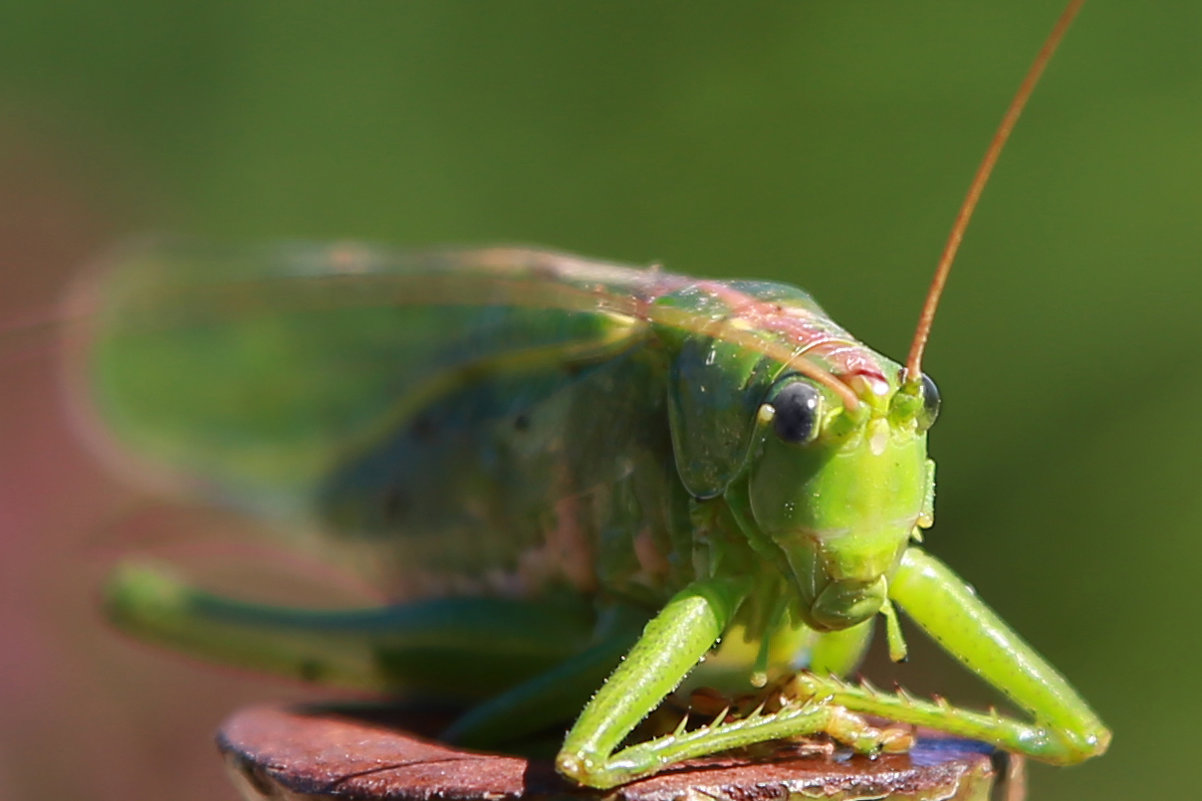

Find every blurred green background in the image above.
[1,2,1199,799]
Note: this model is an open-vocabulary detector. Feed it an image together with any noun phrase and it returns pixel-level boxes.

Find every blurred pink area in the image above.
[0,132,323,801]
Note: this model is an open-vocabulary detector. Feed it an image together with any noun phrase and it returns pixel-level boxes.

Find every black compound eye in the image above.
[918,373,941,431]
[768,380,822,444]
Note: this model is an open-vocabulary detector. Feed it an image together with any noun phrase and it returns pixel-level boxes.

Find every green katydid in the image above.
[66,0,1108,790]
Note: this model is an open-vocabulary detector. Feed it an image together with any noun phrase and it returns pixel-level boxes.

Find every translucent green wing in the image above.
[71,241,658,517]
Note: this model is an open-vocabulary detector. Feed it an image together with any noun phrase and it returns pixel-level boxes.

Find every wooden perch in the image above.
[218,703,1023,800]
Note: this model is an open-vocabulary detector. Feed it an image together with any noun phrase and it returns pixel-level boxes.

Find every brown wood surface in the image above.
[218,703,1022,801]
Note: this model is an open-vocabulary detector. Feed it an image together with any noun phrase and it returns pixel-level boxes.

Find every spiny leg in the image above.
[792,547,1110,765]
[556,576,749,788]
[555,578,912,789]
[567,685,921,791]
[588,697,910,788]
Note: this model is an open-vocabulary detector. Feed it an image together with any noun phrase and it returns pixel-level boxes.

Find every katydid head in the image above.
[750,0,1085,631]
[740,371,937,631]
[659,289,941,632]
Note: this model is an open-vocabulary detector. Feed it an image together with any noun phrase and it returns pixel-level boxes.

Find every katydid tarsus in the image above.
[43,0,1110,791]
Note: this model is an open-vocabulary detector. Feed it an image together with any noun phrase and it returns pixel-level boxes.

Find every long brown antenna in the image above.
[905,0,1086,380]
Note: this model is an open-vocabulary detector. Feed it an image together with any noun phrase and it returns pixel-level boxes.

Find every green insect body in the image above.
[76,1,1109,789]
[86,241,1107,789]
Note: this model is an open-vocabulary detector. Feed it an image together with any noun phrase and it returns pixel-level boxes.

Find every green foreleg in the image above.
[559,690,910,789]
[555,576,749,788]
[795,547,1110,764]
[586,699,832,780]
